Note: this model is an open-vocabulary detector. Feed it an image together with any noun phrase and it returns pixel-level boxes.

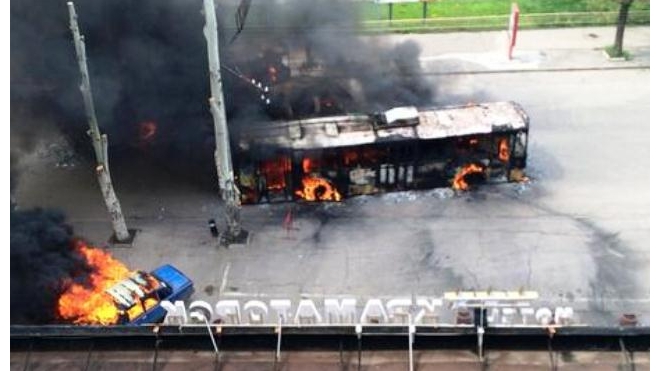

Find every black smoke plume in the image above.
[11,0,434,178]
[10,208,89,324]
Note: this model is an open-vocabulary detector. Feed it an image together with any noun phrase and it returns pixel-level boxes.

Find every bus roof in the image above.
[238,101,529,152]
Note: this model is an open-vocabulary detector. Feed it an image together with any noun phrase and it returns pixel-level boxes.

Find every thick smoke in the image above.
[11,0,434,178]
[11,0,214,166]
[226,0,434,116]
[10,208,90,324]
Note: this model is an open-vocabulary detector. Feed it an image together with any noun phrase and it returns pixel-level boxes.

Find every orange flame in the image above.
[498,138,510,162]
[139,121,157,142]
[296,176,342,202]
[268,66,278,83]
[57,241,158,325]
[452,164,484,191]
[261,157,291,191]
[302,158,312,174]
[301,157,321,174]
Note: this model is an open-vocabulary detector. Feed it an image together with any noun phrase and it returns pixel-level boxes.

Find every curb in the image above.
[602,50,627,62]
[422,65,650,76]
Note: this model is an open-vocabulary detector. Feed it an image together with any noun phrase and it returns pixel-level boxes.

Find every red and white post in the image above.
[507,3,520,60]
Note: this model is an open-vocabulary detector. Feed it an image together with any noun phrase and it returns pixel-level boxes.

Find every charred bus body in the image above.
[235,101,529,203]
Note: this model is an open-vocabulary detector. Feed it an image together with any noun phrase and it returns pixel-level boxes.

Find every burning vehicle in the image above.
[57,241,194,325]
[103,265,193,325]
[235,101,529,203]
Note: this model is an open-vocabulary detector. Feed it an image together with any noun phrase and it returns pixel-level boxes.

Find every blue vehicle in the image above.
[104,264,194,325]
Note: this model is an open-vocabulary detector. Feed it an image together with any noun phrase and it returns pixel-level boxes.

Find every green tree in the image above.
[612,0,634,57]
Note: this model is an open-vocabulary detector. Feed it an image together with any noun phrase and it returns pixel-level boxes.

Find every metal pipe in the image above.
[408,314,415,371]
[205,319,219,354]
[276,315,283,361]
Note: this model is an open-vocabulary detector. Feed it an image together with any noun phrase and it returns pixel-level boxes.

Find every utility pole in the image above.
[68,2,131,242]
[202,0,248,246]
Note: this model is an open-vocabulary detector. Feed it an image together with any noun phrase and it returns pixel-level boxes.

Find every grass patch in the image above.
[361,0,650,21]
[221,1,650,34]
[604,45,632,60]
[360,10,650,34]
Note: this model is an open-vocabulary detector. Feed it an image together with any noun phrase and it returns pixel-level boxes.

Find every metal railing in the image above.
[10,324,650,351]
[215,9,649,34]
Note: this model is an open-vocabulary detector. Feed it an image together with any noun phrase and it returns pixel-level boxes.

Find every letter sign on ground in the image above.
[159,291,575,327]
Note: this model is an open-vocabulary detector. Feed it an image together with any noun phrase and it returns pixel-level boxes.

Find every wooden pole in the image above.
[68,2,130,242]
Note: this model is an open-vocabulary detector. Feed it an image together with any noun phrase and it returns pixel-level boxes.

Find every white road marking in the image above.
[606,248,625,259]
[219,263,231,293]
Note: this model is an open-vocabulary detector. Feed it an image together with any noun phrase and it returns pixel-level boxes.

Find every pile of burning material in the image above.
[296,176,342,202]
[452,163,486,191]
[295,157,342,202]
[498,138,510,162]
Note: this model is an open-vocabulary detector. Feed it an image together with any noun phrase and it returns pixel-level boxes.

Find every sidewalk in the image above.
[377,26,650,74]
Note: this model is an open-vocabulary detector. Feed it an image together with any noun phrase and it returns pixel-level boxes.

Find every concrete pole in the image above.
[68,2,130,242]
[202,0,245,245]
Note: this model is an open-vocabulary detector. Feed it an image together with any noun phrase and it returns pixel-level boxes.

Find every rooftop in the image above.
[238,101,529,152]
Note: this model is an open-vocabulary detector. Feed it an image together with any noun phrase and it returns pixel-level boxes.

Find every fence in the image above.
[360,10,651,33]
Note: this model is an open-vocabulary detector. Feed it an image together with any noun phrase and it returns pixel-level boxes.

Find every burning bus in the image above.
[235,101,529,203]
